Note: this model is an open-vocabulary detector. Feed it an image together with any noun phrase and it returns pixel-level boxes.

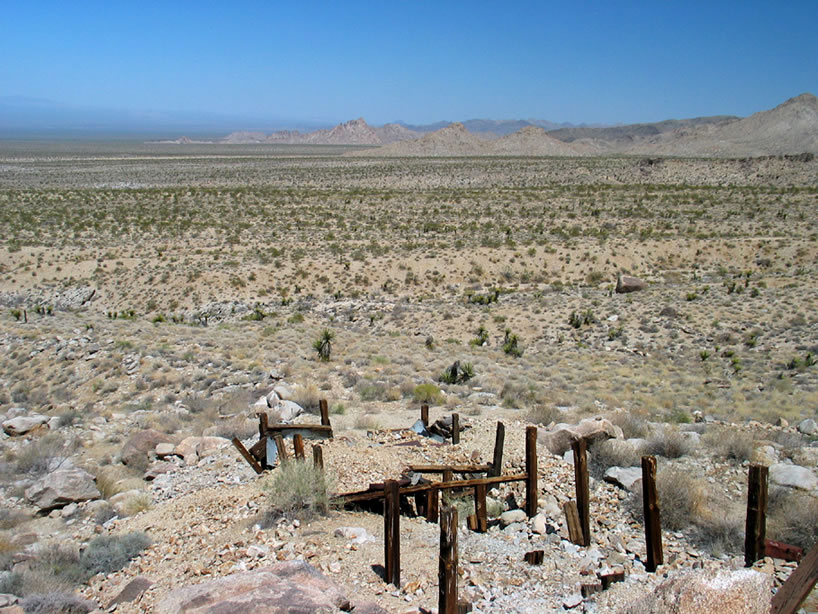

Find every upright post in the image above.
[384,480,401,587]
[744,464,768,567]
[421,404,429,428]
[439,505,458,614]
[474,483,488,533]
[442,469,454,485]
[312,444,324,470]
[452,413,460,444]
[525,426,538,517]
[258,412,269,438]
[641,455,663,572]
[426,486,440,523]
[488,421,505,477]
[319,399,330,426]
[572,438,590,547]
[273,434,288,465]
[293,433,305,460]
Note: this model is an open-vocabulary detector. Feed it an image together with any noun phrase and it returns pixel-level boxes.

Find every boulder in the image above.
[144,462,175,481]
[155,443,176,458]
[604,466,643,492]
[538,418,624,456]
[156,561,352,614]
[797,418,817,435]
[499,509,526,526]
[174,436,230,466]
[750,445,777,466]
[121,429,173,467]
[273,383,295,401]
[791,447,818,468]
[619,569,770,614]
[275,400,303,423]
[265,390,281,407]
[25,467,100,511]
[108,576,154,608]
[616,275,647,294]
[769,463,818,491]
[2,414,49,436]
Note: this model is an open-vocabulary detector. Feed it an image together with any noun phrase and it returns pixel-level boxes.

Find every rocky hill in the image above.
[222,118,420,146]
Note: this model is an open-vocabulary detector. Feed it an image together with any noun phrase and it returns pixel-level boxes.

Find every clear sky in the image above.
[1,1,816,126]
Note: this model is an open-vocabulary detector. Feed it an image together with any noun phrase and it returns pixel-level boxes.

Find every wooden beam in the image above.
[443,468,454,485]
[439,505,458,614]
[765,539,803,563]
[572,438,590,547]
[231,437,264,474]
[335,473,528,504]
[312,444,323,470]
[600,571,625,590]
[421,404,429,428]
[408,464,491,474]
[488,421,505,478]
[563,500,583,545]
[384,480,400,587]
[319,399,331,427]
[274,434,288,465]
[248,438,267,466]
[525,426,538,518]
[452,413,460,445]
[265,424,333,434]
[641,455,663,572]
[744,464,768,567]
[474,483,487,533]
[426,486,440,524]
[258,412,269,438]
[770,541,818,614]
[293,433,305,460]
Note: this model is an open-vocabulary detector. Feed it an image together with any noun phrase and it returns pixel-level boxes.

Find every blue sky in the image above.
[1,1,816,126]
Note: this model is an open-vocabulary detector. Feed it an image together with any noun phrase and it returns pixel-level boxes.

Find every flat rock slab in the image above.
[108,576,154,607]
[604,466,643,492]
[769,463,818,491]
[156,561,353,614]
[24,467,101,511]
[2,414,48,436]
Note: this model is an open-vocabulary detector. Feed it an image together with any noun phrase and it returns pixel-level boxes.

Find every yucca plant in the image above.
[313,329,334,362]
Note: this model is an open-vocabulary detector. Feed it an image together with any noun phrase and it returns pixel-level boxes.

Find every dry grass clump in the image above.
[656,468,707,531]
[527,404,565,426]
[607,411,650,439]
[4,433,74,477]
[293,382,321,412]
[690,501,745,557]
[767,487,818,550]
[591,439,643,475]
[643,426,693,459]
[701,427,755,462]
[262,460,332,521]
[19,593,95,614]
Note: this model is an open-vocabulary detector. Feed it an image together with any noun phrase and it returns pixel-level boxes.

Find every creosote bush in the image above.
[412,383,443,405]
[643,426,693,459]
[701,427,755,462]
[262,460,332,521]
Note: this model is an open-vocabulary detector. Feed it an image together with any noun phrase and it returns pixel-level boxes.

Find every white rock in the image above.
[769,463,818,491]
[797,418,817,435]
[3,414,49,436]
[531,513,548,535]
[604,466,643,492]
[334,527,376,544]
[499,509,526,526]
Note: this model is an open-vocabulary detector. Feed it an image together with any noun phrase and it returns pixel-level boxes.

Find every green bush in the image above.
[262,460,331,521]
[413,383,443,404]
[502,328,523,357]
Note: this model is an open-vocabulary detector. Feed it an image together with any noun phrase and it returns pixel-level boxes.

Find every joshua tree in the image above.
[313,329,334,362]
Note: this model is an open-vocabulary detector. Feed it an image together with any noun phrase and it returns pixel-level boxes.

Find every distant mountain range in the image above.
[219,93,817,157]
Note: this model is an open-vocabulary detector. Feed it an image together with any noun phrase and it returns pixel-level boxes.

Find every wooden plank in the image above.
[641,455,663,572]
[600,571,625,590]
[265,424,333,434]
[408,464,491,474]
[466,514,478,531]
[319,399,330,427]
[452,413,460,445]
[231,437,264,474]
[474,483,488,533]
[525,425,538,517]
[293,433,305,460]
[248,438,267,465]
[488,421,505,478]
[258,412,269,438]
[563,500,583,545]
[770,541,818,614]
[274,434,288,464]
[335,473,528,504]
[439,505,458,614]
[312,444,323,470]
[744,464,768,567]
[421,404,429,427]
[765,539,803,563]
[384,480,401,587]
[524,550,544,565]
[442,469,454,485]
[581,582,602,597]
[572,438,590,547]
[426,486,440,523]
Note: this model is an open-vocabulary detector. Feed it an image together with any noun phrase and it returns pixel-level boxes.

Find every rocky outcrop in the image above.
[121,429,173,467]
[538,418,624,456]
[616,275,647,294]
[156,560,387,613]
[2,414,49,436]
[173,436,230,466]
[25,466,100,511]
[619,568,771,614]
[769,462,818,490]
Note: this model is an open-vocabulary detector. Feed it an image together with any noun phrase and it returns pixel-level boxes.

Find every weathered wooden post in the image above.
[641,455,663,572]
[293,433,305,460]
[744,464,768,567]
[488,421,505,478]
[563,500,583,545]
[421,404,429,428]
[452,413,460,444]
[426,485,440,523]
[525,426,538,517]
[273,434,288,465]
[384,480,401,586]
[442,468,454,485]
[770,542,818,614]
[319,399,330,427]
[474,483,488,533]
[439,505,458,614]
[572,438,590,547]
[312,444,323,470]
[231,437,264,474]
[258,412,269,438]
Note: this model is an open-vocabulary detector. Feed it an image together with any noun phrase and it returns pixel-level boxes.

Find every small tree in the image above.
[313,329,334,362]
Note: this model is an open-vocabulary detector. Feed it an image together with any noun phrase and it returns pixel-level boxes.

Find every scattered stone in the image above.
[174,436,230,466]
[334,527,376,544]
[144,461,175,481]
[769,463,818,490]
[0,595,18,607]
[122,429,173,467]
[2,414,49,436]
[604,466,643,492]
[797,418,817,435]
[774,417,789,428]
[531,513,548,535]
[562,592,583,609]
[156,561,352,613]
[616,275,647,294]
[619,568,771,614]
[24,467,101,511]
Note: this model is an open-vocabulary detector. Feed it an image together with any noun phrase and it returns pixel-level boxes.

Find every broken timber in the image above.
[770,541,818,614]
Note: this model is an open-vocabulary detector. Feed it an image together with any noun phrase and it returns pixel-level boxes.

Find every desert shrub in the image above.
[413,383,443,405]
[19,592,95,613]
[294,383,320,412]
[527,404,563,426]
[0,571,24,595]
[354,414,381,430]
[767,488,818,550]
[591,439,642,474]
[701,428,755,462]
[439,361,474,385]
[11,433,72,476]
[57,408,82,428]
[262,460,331,521]
[0,508,30,530]
[502,329,523,357]
[80,532,151,577]
[500,381,536,408]
[469,326,489,347]
[691,507,744,557]
[312,329,334,362]
[644,426,693,459]
[118,494,152,517]
[608,412,649,439]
